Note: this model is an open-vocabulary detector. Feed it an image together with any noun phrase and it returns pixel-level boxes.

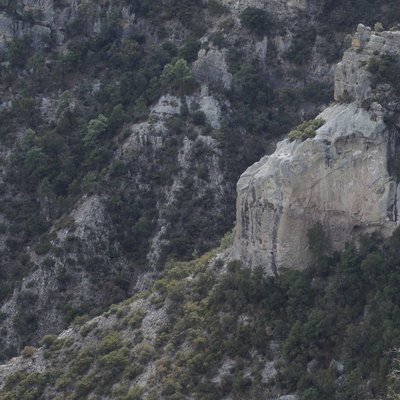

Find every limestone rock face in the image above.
[0,0,73,51]
[220,0,308,14]
[0,0,143,51]
[234,28,400,273]
[335,25,400,103]
[192,48,233,90]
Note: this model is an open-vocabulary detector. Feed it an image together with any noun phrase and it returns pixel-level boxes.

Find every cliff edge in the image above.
[234,25,400,273]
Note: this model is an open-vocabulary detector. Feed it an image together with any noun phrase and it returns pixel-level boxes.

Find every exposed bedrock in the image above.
[234,26,400,273]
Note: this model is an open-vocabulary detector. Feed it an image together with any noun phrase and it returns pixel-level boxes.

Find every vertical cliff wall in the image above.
[234,25,400,273]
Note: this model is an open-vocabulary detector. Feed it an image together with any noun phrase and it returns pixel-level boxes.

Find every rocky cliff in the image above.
[2,8,400,398]
[0,0,399,363]
[0,0,342,358]
[234,25,400,273]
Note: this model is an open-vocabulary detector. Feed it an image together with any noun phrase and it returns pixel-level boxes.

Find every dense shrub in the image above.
[239,7,272,36]
[321,0,400,30]
[2,229,400,398]
[207,0,226,16]
[285,27,317,65]
[159,58,196,94]
[2,0,400,381]
[98,348,129,375]
[288,118,325,141]
[180,38,201,63]
[367,53,400,94]
[6,37,32,68]
[99,332,123,354]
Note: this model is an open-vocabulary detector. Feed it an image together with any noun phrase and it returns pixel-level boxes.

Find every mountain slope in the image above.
[0,0,337,358]
[234,25,400,274]
[3,24,400,399]
[1,228,400,399]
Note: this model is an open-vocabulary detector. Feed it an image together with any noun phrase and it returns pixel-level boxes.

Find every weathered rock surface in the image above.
[335,25,400,102]
[220,0,308,14]
[234,28,400,273]
[0,0,371,360]
[0,293,169,392]
[192,48,233,90]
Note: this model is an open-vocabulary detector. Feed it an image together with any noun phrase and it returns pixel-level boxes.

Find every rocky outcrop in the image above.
[0,0,379,360]
[0,194,132,350]
[220,0,308,14]
[335,25,400,103]
[120,93,227,267]
[0,0,145,51]
[234,26,400,273]
[0,0,74,51]
[192,48,233,90]
[0,90,229,350]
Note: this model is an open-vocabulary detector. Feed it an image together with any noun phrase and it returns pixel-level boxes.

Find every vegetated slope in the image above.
[0,0,399,361]
[1,229,400,399]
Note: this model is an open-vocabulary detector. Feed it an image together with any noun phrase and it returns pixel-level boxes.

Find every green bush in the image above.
[367,53,400,94]
[84,114,109,148]
[123,385,144,400]
[12,96,40,126]
[124,362,144,379]
[307,223,327,259]
[136,342,156,363]
[208,32,228,49]
[98,348,129,375]
[207,0,226,16]
[126,309,145,329]
[285,28,316,65]
[4,371,51,399]
[232,373,252,393]
[300,387,321,400]
[180,38,201,63]
[21,346,36,358]
[70,349,94,375]
[98,332,123,354]
[6,37,32,68]
[74,375,96,398]
[40,334,58,348]
[239,7,271,36]
[33,238,52,255]
[191,110,207,126]
[159,58,196,94]
[288,118,325,141]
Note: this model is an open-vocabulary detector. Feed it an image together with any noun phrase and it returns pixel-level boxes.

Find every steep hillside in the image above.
[0,0,400,370]
[0,0,335,358]
[3,23,400,400]
[2,228,400,399]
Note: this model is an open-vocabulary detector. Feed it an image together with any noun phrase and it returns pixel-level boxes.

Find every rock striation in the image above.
[234,26,400,274]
